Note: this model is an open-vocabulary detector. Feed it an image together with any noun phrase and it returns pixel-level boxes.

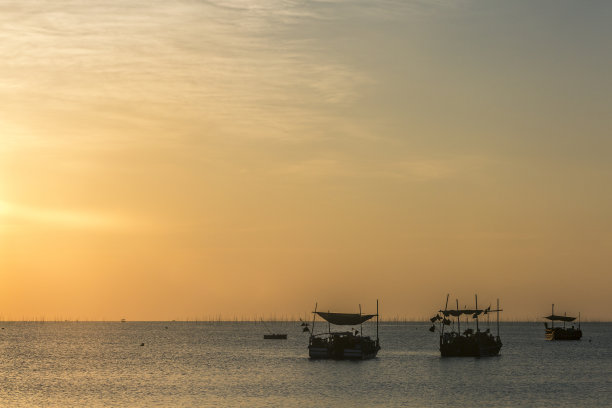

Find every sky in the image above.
[1,0,611,321]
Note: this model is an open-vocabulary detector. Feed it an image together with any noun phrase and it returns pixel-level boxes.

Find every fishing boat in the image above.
[263,333,288,339]
[430,294,503,357]
[544,304,582,340]
[308,301,380,360]
[260,319,287,340]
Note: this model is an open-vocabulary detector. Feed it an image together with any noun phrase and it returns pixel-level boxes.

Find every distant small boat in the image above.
[299,318,310,332]
[121,318,126,323]
[263,334,287,339]
[432,294,503,357]
[260,319,287,340]
[544,304,582,340]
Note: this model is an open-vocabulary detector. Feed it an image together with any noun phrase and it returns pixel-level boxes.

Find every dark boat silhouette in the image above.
[308,301,380,360]
[431,294,503,357]
[544,304,582,340]
[260,319,287,340]
[263,333,288,339]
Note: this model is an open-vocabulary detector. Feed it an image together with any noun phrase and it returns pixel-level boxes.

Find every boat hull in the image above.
[545,328,582,341]
[440,333,502,357]
[264,334,287,339]
[308,345,379,360]
[308,332,380,360]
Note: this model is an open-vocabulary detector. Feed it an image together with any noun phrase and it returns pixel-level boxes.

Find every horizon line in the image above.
[0,318,608,323]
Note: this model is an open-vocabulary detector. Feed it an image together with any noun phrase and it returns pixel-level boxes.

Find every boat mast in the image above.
[441,294,449,336]
[456,299,460,334]
[475,294,479,332]
[551,304,554,330]
[376,299,379,345]
[564,312,567,329]
[311,303,318,341]
[579,312,581,330]
[328,310,331,335]
[359,304,363,336]
[496,298,500,339]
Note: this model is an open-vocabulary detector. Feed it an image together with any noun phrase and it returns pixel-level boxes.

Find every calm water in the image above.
[0,322,610,407]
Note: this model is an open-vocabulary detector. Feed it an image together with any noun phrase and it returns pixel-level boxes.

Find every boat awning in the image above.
[439,308,501,317]
[545,314,576,322]
[315,312,377,325]
[440,309,482,317]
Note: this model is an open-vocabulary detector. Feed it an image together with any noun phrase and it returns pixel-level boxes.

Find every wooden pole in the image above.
[457,299,460,334]
[552,304,554,330]
[376,299,379,345]
[441,294,449,336]
[310,303,317,341]
[359,304,362,337]
[496,298,500,339]
[475,294,479,332]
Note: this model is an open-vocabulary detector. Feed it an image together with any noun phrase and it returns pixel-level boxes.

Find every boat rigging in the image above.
[430,294,503,357]
[308,300,380,360]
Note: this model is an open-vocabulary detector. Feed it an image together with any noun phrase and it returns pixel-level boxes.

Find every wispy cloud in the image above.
[276,155,491,182]
[0,0,372,147]
[0,200,136,231]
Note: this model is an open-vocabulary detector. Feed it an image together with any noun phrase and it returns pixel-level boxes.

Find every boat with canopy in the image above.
[430,294,503,357]
[308,301,380,360]
[544,304,582,340]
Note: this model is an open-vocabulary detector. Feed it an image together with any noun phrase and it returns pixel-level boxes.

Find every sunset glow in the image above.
[1,0,611,321]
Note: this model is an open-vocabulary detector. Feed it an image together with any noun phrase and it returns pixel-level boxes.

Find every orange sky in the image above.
[1,1,611,320]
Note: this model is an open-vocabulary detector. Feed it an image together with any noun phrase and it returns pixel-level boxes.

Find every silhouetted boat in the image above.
[260,319,287,340]
[308,301,380,360]
[263,334,287,339]
[431,294,502,357]
[544,304,582,340]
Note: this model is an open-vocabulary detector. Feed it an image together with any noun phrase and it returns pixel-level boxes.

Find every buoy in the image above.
[140,343,145,346]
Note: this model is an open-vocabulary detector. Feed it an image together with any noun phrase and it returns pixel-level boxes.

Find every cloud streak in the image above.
[0,0,372,147]
[277,155,490,182]
[0,200,136,231]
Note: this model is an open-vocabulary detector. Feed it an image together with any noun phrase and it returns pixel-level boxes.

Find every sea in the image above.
[0,321,610,407]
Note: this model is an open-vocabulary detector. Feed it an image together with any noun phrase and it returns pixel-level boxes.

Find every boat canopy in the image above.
[440,309,483,317]
[315,312,377,326]
[545,314,576,322]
